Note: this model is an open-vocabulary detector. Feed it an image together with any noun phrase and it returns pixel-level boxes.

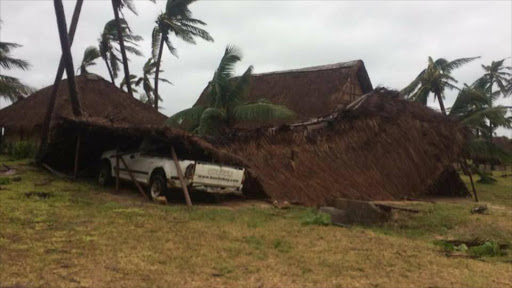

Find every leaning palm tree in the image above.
[449,85,511,179]
[111,0,154,96]
[0,21,33,102]
[167,45,295,135]
[152,0,213,110]
[98,18,143,86]
[401,56,479,115]
[77,46,100,75]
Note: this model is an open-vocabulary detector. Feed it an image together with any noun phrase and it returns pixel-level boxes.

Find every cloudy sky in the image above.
[1,0,511,135]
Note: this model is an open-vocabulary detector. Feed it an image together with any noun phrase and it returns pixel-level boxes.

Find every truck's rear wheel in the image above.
[149,172,168,200]
[98,161,112,186]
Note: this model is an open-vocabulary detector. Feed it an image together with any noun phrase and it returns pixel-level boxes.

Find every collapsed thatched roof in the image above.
[194,60,373,123]
[213,88,469,206]
[0,74,167,132]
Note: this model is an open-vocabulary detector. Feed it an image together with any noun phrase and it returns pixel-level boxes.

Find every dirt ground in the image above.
[1,157,511,288]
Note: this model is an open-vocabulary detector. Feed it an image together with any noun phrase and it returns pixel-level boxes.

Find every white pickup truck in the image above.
[98,149,245,200]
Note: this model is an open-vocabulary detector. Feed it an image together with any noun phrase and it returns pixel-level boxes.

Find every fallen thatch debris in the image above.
[213,88,470,206]
[25,192,52,199]
[471,205,488,214]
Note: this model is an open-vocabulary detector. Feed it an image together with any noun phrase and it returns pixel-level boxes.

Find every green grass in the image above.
[1,156,512,288]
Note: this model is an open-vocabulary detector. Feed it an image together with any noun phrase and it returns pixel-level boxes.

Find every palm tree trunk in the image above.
[436,93,447,115]
[103,57,116,86]
[111,0,133,97]
[153,37,165,110]
[37,0,84,163]
[489,77,495,170]
[53,0,82,117]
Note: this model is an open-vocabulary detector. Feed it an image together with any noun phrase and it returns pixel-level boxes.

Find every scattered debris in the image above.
[273,200,290,209]
[154,196,168,205]
[25,192,52,199]
[10,176,22,182]
[373,203,420,214]
[471,205,488,214]
[41,163,72,179]
[34,178,56,186]
[434,238,509,258]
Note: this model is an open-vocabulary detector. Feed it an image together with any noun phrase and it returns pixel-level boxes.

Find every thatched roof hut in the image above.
[194,60,373,124]
[213,88,470,206]
[0,74,167,141]
[0,74,241,172]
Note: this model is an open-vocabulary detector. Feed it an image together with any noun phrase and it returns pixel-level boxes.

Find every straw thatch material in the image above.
[213,88,469,206]
[0,74,167,134]
[194,60,373,124]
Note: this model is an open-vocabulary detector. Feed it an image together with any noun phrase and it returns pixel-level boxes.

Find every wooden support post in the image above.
[171,146,192,207]
[73,131,81,179]
[461,159,478,202]
[119,157,149,200]
[115,149,120,192]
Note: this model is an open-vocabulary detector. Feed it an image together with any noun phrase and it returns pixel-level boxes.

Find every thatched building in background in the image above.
[194,60,373,126]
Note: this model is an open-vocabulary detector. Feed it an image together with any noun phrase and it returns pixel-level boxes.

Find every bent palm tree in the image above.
[167,45,295,135]
[401,56,479,115]
[78,46,100,75]
[449,85,511,177]
[471,59,512,169]
[111,0,154,96]
[98,19,143,86]
[152,0,213,110]
[0,21,33,102]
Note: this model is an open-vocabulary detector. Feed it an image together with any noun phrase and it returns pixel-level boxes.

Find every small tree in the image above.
[167,45,295,135]
[77,46,100,75]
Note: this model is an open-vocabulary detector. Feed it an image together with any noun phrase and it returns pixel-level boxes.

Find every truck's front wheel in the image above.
[149,172,168,200]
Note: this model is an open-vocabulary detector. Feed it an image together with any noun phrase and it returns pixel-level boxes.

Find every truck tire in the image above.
[149,171,168,200]
[98,161,112,186]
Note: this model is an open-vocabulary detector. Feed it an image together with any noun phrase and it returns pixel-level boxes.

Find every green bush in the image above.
[8,141,37,159]
[301,210,331,226]
[468,241,502,257]
[0,177,10,185]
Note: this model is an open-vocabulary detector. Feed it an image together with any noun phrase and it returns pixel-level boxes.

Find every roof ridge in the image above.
[250,60,362,77]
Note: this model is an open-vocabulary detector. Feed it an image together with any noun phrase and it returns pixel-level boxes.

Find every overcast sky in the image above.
[1,0,511,136]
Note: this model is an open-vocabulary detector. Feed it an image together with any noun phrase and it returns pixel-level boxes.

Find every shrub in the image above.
[8,141,37,159]
[0,177,10,185]
[301,209,331,226]
[468,241,502,257]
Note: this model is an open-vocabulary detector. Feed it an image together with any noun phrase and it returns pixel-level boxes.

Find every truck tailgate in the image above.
[192,163,244,188]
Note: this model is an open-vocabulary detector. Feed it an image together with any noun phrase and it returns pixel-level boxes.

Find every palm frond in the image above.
[443,56,480,73]
[233,100,296,124]
[166,106,207,131]
[0,75,34,103]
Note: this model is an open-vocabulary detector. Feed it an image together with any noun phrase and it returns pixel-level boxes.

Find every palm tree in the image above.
[77,46,100,75]
[152,0,213,110]
[471,59,512,169]
[401,56,479,115]
[449,85,511,178]
[120,58,172,100]
[98,19,143,86]
[0,21,33,102]
[137,58,172,101]
[111,0,154,97]
[167,45,295,135]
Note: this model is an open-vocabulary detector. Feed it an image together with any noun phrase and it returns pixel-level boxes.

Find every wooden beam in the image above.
[37,0,84,163]
[171,146,192,207]
[461,159,479,202]
[73,131,81,178]
[53,0,82,117]
[115,148,120,192]
[119,157,149,200]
